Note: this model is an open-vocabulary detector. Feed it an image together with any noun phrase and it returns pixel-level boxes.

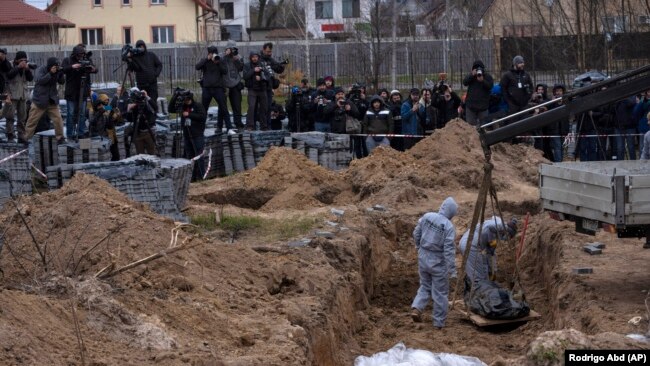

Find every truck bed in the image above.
[539,161,650,228]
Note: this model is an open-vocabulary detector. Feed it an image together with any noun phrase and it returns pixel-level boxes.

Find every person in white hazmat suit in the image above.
[458,216,517,285]
[410,197,458,328]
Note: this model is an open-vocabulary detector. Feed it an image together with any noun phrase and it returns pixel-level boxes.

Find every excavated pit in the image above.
[2,121,648,365]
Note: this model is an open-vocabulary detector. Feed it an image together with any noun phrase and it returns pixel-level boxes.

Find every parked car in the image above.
[572,71,608,88]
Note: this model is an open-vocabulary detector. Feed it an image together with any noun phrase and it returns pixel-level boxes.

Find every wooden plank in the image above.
[450,300,541,327]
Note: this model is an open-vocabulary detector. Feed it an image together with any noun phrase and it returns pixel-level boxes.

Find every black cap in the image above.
[0,48,6,55]
[410,88,420,95]
[207,46,218,54]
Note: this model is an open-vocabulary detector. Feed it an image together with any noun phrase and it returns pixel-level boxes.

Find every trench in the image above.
[297,211,593,365]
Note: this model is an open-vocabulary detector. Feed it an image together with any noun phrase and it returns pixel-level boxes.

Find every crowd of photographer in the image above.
[2,43,649,175]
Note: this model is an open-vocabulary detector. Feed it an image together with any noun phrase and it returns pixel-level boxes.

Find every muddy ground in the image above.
[0,120,648,365]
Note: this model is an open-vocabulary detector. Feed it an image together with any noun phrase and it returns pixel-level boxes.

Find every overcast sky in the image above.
[26,0,48,9]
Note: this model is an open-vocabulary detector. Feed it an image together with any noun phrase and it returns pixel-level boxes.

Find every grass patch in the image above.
[190,212,219,231]
[189,212,319,241]
[261,216,319,241]
[220,214,264,233]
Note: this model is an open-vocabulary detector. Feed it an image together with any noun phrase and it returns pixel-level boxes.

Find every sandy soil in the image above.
[1,121,648,365]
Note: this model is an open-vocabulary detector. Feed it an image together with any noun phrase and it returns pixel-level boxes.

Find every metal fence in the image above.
[13,38,646,99]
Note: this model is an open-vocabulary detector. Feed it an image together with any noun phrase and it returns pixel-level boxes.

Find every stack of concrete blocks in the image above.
[45,155,192,220]
[57,138,112,165]
[203,128,225,178]
[0,143,32,197]
[33,130,61,174]
[220,133,256,175]
[249,130,290,165]
[0,169,12,207]
[115,124,138,159]
[283,132,352,171]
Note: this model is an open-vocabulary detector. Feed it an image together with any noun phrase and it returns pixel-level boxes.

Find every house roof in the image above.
[0,0,74,28]
[47,0,217,13]
[467,0,496,27]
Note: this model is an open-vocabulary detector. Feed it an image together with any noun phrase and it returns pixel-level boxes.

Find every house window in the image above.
[122,0,131,5]
[342,0,360,18]
[92,0,101,7]
[315,1,333,19]
[602,16,628,33]
[220,2,234,19]
[123,27,132,45]
[151,0,165,4]
[638,15,650,25]
[81,28,103,45]
[152,26,174,43]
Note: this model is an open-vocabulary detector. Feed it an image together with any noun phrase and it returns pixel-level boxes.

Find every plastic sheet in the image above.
[354,342,487,366]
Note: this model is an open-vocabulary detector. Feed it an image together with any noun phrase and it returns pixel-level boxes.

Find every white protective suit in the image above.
[410,197,458,328]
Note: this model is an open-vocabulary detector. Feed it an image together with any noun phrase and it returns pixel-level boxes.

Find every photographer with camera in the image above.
[435,83,461,128]
[260,42,287,124]
[463,60,494,126]
[363,95,394,153]
[500,55,533,123]
[2,51,34,143]
[243,51,271,130]
[124,40,163,108]
[23,57,65,144]
[323,87,360,134]
[222,40,244,129]
[168,88,207,181]
[401,88,425,150]
[196,45,230,130]
[286,81,314,132]
[311,78,333,132]
[125,87,157,155]
[89,93,122,160]
[63,44,98,138]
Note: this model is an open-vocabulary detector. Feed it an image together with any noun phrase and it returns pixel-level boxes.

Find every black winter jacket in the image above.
[196,58,227,88]
[323,99,360,134]
[168,100,207,138]
[0,58,11,94]
[127,42,162,88]
[62,54,97,100]
[463,60,494,111]
[32,65,64,109]
[500,68,533,108]
[243,61,269,91]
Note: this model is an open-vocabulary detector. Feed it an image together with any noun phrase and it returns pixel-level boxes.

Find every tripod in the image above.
[72,69,90,142]
[125,101,159,157]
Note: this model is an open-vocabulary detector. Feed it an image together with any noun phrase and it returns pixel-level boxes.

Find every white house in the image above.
[306,0,371,39]
[216,0,251,41]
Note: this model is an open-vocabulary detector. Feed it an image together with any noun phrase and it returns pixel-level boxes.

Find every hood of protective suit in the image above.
[438,197,458,220]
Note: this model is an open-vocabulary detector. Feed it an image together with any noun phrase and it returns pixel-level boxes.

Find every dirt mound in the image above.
[0,173,181,285]
[192,147,350,211]
[345,120,548,206]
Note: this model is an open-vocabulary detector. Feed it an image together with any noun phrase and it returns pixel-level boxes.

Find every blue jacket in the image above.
[633,98,650,134]
[400,100,424,135]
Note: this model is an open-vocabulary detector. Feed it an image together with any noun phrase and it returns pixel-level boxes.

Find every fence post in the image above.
[169,54,173,96]
[334,43,338,79]
[99,48,105,85]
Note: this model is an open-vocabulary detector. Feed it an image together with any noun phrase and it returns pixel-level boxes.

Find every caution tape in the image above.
[31,164,48,180]
[0,149,28,165]
[202,149,212,180]
[349,133,426,138]
[519,133,645,139]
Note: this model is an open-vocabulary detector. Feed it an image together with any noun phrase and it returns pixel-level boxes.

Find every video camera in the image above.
[476,67,484,76]
[121,44,144,61]
[172,87,193,106]
[27,62,37,69]
[129,88,147,104]
[348,83,364,102]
